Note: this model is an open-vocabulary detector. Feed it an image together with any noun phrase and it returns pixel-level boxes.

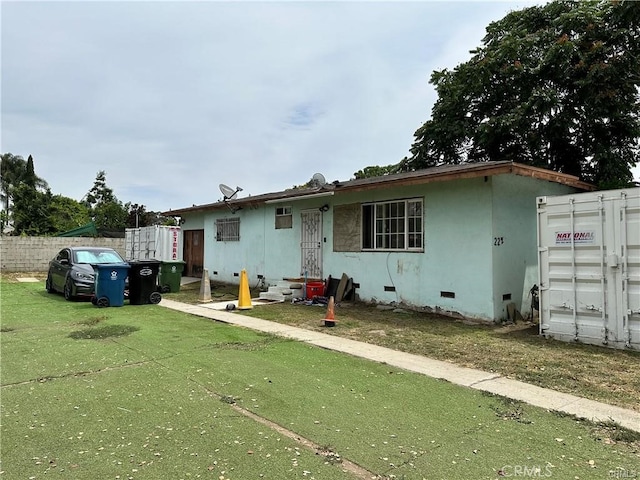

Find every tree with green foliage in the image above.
[400,0,640,189]
[83,171,128,231]
[156,213,179,226]
[126,203,154,228]
[83,170,116,208]
[1,153,27,214]
[4,154,52,235]
[2,156,171,235]
[124,203,177,228]
[49,195,91,233]
[353,164,399,179]
[1,153,49,228]
[93,201,128,230]
[24,155,37,188]
[12,185,54,236]
[0,153,24,231]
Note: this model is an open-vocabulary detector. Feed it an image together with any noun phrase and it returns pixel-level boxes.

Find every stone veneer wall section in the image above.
[0,237,126,272]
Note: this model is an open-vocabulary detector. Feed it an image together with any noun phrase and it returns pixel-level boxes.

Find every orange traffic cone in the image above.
[324,296,336,327]
[238,269,253,310]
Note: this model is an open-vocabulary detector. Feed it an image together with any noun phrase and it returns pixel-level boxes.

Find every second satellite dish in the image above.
[311,173,326,188]
[219,184,242,200]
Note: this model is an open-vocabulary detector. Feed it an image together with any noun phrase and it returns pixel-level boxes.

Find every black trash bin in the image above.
[128,260,162,305]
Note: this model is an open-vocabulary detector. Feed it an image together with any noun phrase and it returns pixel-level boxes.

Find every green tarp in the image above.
[57,221,125,238]
[57,222,99,237]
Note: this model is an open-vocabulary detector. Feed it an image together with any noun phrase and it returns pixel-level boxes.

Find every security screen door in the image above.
[301,210,322,278]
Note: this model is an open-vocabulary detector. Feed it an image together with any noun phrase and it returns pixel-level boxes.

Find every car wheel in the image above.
[46,274,56,293]
[64,278,75,301]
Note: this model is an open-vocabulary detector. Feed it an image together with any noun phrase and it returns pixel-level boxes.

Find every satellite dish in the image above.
[219,184,242,200]
[311,173,326,188]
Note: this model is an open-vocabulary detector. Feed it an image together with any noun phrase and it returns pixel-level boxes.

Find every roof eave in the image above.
[334,162,594,194]
[162,162,594,216]
[162,187,334,216]
[510,163,595,191]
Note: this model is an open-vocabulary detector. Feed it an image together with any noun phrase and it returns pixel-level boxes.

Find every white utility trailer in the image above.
[125,226,183,261]
[537,188,640,349]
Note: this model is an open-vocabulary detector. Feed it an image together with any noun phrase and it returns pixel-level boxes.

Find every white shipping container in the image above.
[125,226,183,262]
[537,188,640,350]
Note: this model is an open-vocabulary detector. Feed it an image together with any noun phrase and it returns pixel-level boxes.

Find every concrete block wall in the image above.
[0,237,126,272]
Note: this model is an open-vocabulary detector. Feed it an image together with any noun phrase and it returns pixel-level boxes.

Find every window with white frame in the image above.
[275,206,292,229]
[362,198,423,250]
[216,218,240,241]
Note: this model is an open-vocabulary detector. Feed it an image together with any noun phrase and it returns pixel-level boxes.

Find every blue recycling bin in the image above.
[92,263,130,307]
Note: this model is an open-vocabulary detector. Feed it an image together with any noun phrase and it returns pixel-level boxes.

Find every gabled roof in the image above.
[162,161,594,216]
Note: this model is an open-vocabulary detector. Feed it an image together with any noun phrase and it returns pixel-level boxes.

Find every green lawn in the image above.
[1,279,639,479]
[170,280,640,414]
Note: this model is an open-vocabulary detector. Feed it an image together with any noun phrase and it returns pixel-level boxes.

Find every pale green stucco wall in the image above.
[490,175,578,320]
[202,196,333,285]
[186,173,582,321]
[326,177,495,320]
[181,212,205,230]
[202,208,266,283]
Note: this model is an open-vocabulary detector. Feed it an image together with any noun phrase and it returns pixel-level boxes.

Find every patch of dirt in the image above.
[68,324,140,340]
[494,322,538,334]
[369,330,388,336]
[1,272,47,282]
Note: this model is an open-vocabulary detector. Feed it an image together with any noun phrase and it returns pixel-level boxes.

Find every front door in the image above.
[301,210,323,279]
[183,229,204,277]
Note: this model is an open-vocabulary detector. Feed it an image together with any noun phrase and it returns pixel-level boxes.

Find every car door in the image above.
[50,249,71,290]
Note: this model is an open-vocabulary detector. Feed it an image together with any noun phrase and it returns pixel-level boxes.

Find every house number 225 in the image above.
[493,237,504,246]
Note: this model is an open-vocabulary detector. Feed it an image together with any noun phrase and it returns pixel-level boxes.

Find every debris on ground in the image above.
[291,272,357,306]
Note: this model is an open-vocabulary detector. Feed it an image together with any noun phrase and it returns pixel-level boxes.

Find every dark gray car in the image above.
[46,247,126,300]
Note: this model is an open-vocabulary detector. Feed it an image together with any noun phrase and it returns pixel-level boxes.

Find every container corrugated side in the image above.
[537,188,640,350]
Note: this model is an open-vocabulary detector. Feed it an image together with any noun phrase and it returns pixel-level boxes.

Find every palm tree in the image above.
[1,153,26,213]
[1,153,49,231]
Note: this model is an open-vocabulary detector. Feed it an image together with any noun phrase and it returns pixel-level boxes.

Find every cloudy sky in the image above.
[4,1,635,214]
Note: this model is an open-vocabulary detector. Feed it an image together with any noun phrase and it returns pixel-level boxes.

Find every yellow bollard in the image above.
[237,269,253,310]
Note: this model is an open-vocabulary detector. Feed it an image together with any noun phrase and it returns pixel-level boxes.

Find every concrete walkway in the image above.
[159,298,640,433]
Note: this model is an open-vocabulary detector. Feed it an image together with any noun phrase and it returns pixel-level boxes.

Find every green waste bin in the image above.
[158,260,185,293]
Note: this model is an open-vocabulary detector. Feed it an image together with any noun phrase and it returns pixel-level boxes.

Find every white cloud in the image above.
[7,0,628,215]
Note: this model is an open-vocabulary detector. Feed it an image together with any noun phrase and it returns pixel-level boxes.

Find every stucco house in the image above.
[163,161,593,322]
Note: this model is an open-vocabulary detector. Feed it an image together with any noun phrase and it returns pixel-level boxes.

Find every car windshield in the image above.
[74,250,124,264]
